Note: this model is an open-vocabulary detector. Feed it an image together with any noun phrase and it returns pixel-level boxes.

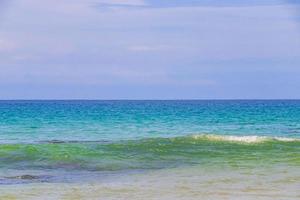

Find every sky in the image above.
[0,0,300,99]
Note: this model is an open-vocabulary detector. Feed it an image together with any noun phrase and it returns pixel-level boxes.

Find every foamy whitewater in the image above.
[0,100,299,199]
[192,134,300,143]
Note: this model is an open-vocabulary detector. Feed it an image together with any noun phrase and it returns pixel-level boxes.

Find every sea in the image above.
[0,100,299,199]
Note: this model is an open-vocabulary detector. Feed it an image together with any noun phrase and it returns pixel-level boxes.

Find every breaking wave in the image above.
[0,134,299,172]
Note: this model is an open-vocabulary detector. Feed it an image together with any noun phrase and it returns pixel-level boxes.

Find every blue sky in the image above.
[0,0,299,99]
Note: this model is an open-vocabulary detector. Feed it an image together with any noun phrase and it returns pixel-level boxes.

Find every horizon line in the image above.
[0,99,300,101]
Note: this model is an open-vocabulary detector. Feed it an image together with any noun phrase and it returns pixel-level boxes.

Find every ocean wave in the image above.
[36,134,300,145]
[0,134,299,172]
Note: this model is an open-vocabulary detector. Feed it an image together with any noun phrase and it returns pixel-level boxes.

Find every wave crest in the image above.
[191,134,299,143]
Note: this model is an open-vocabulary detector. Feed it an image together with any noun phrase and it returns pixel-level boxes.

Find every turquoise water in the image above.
[1,100,300,143]
[0,100,300,182]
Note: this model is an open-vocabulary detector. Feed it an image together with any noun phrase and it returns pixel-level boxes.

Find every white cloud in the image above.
[97,0,146,6]
[128,45,171,52]
[0,39,17,52]
[14,0,147,15]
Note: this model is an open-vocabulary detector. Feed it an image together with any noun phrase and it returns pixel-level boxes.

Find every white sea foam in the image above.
[191,134,299,143]
[273,137,298,142]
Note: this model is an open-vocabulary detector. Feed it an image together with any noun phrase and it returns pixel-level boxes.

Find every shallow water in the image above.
[1,165,299,200]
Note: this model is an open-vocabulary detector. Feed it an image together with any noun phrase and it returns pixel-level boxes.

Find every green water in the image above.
[0,135,299,172]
